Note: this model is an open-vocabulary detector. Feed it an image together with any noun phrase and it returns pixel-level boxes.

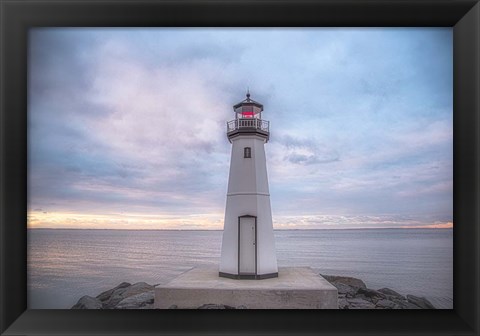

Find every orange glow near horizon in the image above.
[27,211,224,230]
[27,211,453,230]
[401,222,453,229]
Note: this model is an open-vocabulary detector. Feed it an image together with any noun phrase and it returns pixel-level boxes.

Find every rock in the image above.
[71,276,440,310]
[355,294,370,301]
[346,297,375,309]
[320,274,439,309]
[378,287,405,300]
[115,291,154,309]
[321,275,367,289]
[357,287,387,301]
[72,295,103,309]
[391,298,421,309]
[197,304,237,309]
[375,299,398,309]
[104,282,154,309]
[96,282,131,302]
[122,282,154,297]
[138,304,154,309]
[103,289,129,308]
[338,298,349,309]
[332,282,358,297]
[406,295,436,309]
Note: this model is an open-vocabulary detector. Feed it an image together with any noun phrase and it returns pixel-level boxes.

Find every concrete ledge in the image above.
[155,267,338,309]
[219,272,278,280]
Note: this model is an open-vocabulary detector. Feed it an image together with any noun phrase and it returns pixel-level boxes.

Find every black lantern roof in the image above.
[233,91,264,112]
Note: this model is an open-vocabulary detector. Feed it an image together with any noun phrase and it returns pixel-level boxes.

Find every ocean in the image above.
[27,228,453,309]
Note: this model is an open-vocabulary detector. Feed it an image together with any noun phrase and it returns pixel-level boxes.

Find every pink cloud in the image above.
[401,221,453,229]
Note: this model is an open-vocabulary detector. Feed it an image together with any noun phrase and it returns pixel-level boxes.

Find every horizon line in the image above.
[27,227,454,231]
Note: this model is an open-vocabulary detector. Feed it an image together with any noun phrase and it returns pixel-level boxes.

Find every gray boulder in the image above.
[406,295,436,309]
[104,282,154,309]
[391,298,422,309]
[321,275,367,289]
[96,282,131,302]
[138,304,154,309]
[378,287,406,300]
[103,288,130,308]
[338,298,349,309]
[116,290,154,309]
[122,282,154,297]
[332,282,358,297]
[346,297,375,309]
[375,299,398,309]
[354,293,371,302]
[357,287,387,301]
[72,295,103,309]
[198,304,237,309]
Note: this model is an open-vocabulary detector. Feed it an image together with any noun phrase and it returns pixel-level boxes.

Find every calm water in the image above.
[28,228,453,309]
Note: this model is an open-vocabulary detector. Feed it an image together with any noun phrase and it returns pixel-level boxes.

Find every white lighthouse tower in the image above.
[156,92,337,307]
[219,92,278,279]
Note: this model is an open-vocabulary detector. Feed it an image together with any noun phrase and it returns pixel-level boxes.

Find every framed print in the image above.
[1,0,479,335]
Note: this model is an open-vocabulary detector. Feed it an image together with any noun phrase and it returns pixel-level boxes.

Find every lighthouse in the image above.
[219,92,278,279]
[155,92,338,309]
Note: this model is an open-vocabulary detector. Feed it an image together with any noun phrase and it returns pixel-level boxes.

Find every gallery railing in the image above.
[227,118,269,133]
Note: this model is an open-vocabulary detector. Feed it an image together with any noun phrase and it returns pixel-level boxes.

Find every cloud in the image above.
[272,214,452,230]
[274,135,340,165]
[28,30,236,216]
[28,28,453,229]
[401,222,453,229]
[27,210,225,230]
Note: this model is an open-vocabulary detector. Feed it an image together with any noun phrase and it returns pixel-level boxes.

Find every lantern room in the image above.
[233,91,263,119]
[227,92,270,142]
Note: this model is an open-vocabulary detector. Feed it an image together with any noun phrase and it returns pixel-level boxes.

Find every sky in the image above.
[27,28,453,230]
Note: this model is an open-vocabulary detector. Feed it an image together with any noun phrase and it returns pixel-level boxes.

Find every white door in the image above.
[239,217,256,274]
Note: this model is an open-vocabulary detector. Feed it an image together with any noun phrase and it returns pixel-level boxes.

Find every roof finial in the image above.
[246,87,250,99]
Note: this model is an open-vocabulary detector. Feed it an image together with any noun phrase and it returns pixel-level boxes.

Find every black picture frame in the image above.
[1,0,479,335]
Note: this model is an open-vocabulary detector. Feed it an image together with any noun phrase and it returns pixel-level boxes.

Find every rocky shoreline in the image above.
[320,275,436,309]
[72,274,436,309]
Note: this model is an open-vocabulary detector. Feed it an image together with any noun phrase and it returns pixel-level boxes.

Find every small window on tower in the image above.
[244,147,252,158]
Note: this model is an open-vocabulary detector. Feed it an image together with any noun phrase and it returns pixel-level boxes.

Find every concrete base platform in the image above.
[155,267,338,309]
